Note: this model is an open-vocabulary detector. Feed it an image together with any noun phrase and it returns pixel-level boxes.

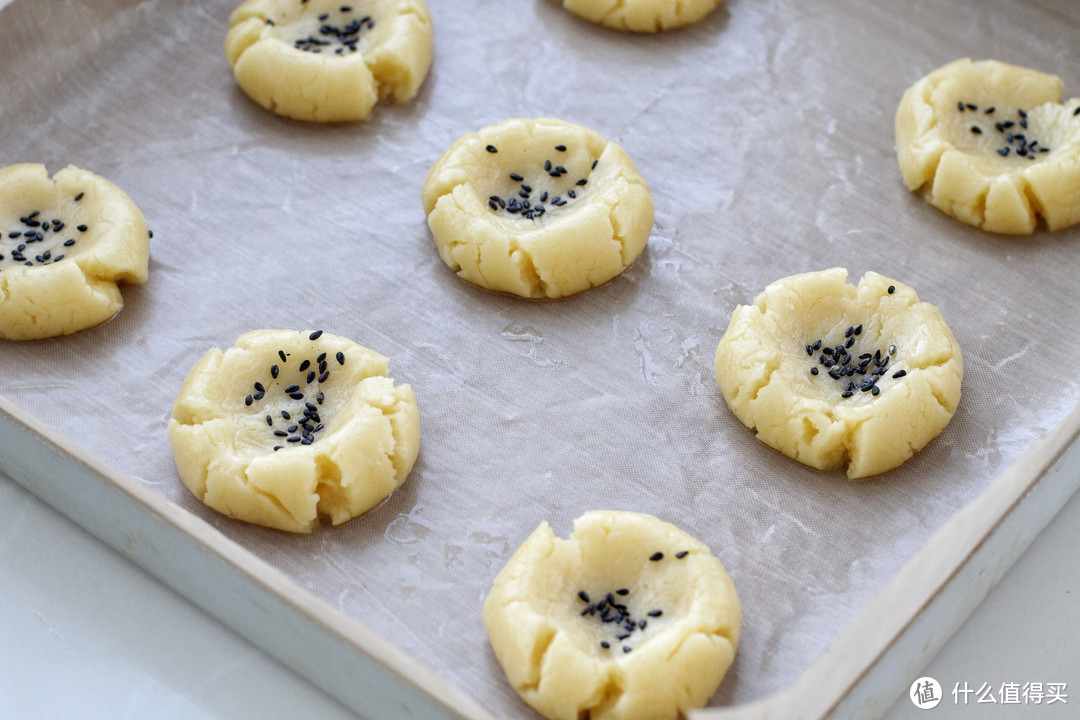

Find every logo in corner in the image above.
[910,677,943,710]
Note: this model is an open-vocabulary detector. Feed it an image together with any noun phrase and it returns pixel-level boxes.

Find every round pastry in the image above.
[896,58,1080,234]
[225,0,433,123]
[0,163,149,341]
[422,118,654,300]
[714,268,963,480]
[483,511,740,720]
[168,329,420,533]
[552,0,722,33]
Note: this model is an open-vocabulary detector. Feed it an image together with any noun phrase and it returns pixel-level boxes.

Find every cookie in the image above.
[168,329,420,533]
[714,269,963,479]
[422,118,654,299]
[896,58,1080,234]
[225,0,433,122]
[553,0,722,33]
[483,511,740,720]
[0,163,149,341]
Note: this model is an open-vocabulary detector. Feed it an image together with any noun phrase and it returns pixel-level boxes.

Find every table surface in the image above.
[0,467,1076,720]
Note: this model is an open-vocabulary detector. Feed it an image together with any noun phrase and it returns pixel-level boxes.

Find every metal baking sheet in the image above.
[2,0,1080,716]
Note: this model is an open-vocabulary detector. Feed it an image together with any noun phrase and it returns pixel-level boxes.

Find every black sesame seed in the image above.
[647,609,662,617]
[810,367,819,376]
[985,107,995,114]
[306,402,318,412]
[845,337,855,348]
[279,350,288,363]
[486,145,497,153]
[649,552,663,561]
[509,173,524,181]
[555,145,566,152]
[274,430,288,437]
[271,365,279,379]
[148,230,153,239]
[318,371,330,383]
[1074,107,1080,116]
[675,551,689,558]
[970,126,982,134]
[254,382,265,392]
[299,360,311,372]
[305,370,315,383]
[266,415,273,426]
[74,192,84,201]
[285,384,300,393]
[289,392,304,400]
[309,330,323,340]
[253,392,264,401]
[281,411,291,420]
[887,285,895,294]
[316,392,324,404]
[998,147,1010,157]
[576,178,588,186]
[616,633,630,641]
[841,391,854,398]
[245,395,253,406]
[623,646,632,653]
[892,369,907,378]
[567,190,576,199]
[274,446,282,451]
[591,160,598,169]
[889,344,897,355]
[600,641,610,649]
[287,436,302,443]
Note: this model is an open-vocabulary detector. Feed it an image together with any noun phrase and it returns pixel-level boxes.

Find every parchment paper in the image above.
[2,0,1080,715]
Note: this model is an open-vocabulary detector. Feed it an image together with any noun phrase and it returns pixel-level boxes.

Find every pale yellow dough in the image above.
[554,0,722,33]
[714,269,963,480]
[483,511,740,720]
[168,329,420,533]
[422,118,654,299]
[225,0,433,122]
[0,164,149,341]
[896,58,1080,234]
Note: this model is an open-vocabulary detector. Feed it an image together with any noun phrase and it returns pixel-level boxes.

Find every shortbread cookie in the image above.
[484,511,740,720]
[422,118,653,299]
[896,58,1080,234]
[169,329,420,533]
[225,0,433,122]
[0,163,149,341]
[714,269,963,479]
[553,0,722,33]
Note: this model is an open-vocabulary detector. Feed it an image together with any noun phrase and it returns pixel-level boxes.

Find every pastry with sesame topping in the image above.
[714,269,963,479]
[483,511,740,720]
[168,329,420,533]
[553,0,722,33]
[896,58,1080,234]
[225,0,433,122]
[0,163,149,341]
[422,118,654,299]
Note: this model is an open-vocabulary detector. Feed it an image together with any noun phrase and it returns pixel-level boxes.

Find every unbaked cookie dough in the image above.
[483,511,740,720]
[168,329,420,533]
[225,0,433,122]
[553,0,722,33]
[896,58,1080,234]
[0,163,149,341]
[422,118,654,299]
[714,269,963,479]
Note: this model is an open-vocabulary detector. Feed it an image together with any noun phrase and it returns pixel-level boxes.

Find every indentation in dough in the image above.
[896,58,1080,234]
[715,269,963,479]
[422,118,653,299]
[168,330,420,533]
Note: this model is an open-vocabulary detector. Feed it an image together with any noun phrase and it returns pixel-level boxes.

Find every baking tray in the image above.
[2,1,1080,718]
